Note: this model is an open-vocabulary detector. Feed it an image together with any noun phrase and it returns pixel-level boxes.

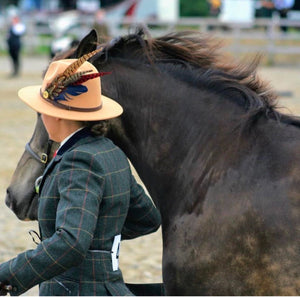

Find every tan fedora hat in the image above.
[18,51,123,121]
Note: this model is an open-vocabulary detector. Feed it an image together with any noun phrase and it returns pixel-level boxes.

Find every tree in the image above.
[180,0,210,17]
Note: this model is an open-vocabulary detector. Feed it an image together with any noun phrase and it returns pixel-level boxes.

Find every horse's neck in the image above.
[108,70,245,212]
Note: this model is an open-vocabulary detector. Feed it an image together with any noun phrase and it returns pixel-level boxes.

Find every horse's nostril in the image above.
[5,188,13,209]
[6,188,10,200]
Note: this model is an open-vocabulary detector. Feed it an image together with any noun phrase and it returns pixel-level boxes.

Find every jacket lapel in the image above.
[39,128,92,193]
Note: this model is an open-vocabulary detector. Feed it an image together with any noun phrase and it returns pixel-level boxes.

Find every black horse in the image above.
[6,29,300,295]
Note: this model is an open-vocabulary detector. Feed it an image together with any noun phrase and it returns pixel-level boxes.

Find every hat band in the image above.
[40,89,102,112]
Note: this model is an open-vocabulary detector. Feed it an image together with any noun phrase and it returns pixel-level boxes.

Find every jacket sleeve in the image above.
[121,174,161,240]
[0,151,103,295]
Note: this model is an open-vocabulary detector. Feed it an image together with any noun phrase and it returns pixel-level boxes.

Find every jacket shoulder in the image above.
[63,136,130,171]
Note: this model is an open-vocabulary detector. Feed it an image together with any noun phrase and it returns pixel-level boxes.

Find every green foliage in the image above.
[180,0,210,17]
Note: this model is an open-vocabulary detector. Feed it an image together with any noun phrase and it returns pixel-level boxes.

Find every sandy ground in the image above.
[0,55,299,295]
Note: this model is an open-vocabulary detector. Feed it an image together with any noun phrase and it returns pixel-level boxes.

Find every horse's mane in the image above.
[100,28,300,129]
[54,28,300,129]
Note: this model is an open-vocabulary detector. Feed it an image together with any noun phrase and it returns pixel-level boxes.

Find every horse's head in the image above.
[6,114,59,220]
[5,30,101,220]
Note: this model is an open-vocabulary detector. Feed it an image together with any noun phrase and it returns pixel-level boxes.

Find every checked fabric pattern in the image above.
[0,129,161,296]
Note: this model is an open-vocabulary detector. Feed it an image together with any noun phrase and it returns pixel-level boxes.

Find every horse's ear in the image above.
[75,29,98,58]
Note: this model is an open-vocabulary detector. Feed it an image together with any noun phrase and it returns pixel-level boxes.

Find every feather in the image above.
[54,85,88,101]
[42,48,108,103]
[62,47,103,77]
[72,72,112,85]
[63,70,92,86]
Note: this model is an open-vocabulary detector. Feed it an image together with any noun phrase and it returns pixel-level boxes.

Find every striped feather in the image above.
[62,47,103,77]
[63,70,92,86]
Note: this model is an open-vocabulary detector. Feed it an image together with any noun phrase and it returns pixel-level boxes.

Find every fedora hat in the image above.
[18,50,123,121]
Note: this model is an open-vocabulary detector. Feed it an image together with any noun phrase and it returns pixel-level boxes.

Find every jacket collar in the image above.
[56,127,93,156]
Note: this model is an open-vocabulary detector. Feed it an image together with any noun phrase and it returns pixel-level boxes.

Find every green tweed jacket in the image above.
[0,128,161,296]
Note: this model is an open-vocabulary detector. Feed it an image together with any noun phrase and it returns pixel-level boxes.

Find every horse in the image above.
[5,28,300,295]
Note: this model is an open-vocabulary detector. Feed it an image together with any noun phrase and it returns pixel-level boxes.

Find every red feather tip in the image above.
[72,71,112,85]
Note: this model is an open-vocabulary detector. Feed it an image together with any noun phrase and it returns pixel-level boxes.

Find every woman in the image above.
[0,50,161,295]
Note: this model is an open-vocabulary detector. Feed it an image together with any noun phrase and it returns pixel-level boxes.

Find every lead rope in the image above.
[28,230,41,245]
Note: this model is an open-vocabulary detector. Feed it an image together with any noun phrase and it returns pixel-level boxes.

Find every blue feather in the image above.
[55,85,88,102]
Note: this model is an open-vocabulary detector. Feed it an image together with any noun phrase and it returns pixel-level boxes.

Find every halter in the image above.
[25,140,54,195]
[25,140,53,166]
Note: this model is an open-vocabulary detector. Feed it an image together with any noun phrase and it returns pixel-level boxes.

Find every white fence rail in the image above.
[1,16,300,63]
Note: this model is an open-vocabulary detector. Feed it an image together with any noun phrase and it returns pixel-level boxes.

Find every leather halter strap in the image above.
[25,140,53,165]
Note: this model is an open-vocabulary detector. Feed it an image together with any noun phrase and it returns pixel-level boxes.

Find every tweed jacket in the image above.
[0,128,161,296]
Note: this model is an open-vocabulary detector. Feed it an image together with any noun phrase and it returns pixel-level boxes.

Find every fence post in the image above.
[24,18,36,55]
[266,13,280,65]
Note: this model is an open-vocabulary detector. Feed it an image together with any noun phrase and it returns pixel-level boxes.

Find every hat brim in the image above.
[18,85,123,121]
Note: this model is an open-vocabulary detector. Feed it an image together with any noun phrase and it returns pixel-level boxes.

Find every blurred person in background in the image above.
[260,0,295,31]
[6,15,26,77]
[209,0,221,16]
